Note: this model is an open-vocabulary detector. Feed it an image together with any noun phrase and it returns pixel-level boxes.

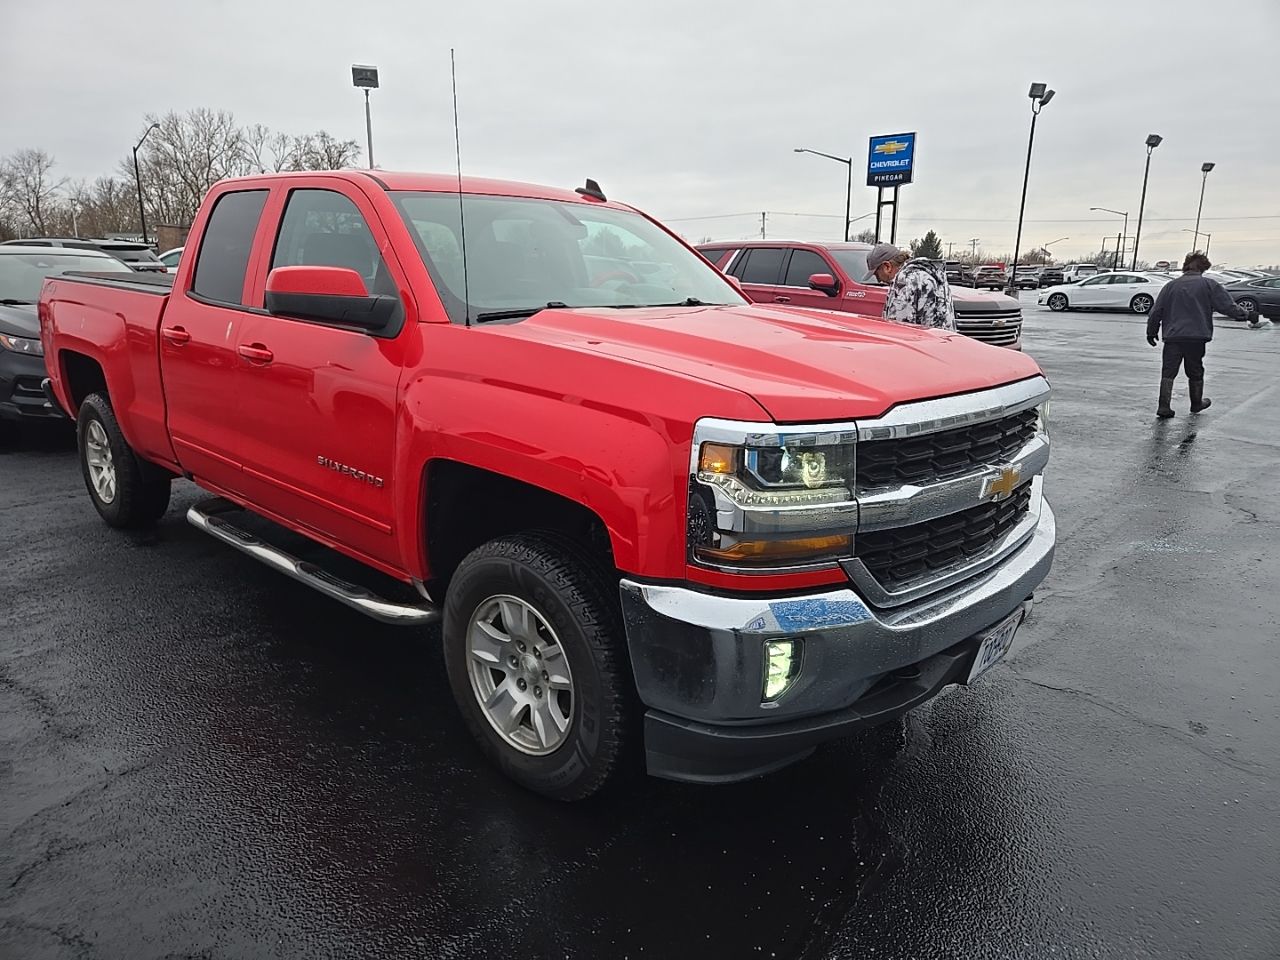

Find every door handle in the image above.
[773,296,791,303]
[237,343,274,364]
[161,325,191,345]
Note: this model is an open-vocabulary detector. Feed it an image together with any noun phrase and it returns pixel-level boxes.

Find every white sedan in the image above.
[1038,271,1169,315]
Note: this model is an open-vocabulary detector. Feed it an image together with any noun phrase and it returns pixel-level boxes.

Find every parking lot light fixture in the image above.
[794,147,853,242]
[1132,134,1162,270]
[1193,162,1215,251]
[1090,207,1128,269]
[352,64,380,168]
[1007,83,1055,296]
[1182,227,1212,257]
[132,121,160,246]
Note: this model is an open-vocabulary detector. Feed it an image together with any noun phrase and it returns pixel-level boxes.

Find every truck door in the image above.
[161,187,270,486]
[726,247,786,305]
[776,248,843,311]
[232,184,413,567]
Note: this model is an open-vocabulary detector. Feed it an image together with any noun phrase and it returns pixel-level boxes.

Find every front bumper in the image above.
[620,499,1055,783]
[0,350,61,422]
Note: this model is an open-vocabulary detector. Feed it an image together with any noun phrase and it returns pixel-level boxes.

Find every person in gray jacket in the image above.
[1145,252,1257,418]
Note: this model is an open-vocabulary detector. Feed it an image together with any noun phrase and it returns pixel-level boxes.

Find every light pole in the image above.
[132,122,160,246]
[794,147,853,242]
[1042,236,1068,261]
[1007,82,1056,296]
[1131,133,1162,270]
[352,64,380,168]
[1181,228,1212,257]
[1192,161,1215,251]
[1090,207,1128,269]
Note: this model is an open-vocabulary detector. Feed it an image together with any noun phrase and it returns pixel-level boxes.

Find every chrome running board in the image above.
[187,498,439,626]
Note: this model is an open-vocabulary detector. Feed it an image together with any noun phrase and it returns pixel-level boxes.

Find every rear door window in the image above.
[191,189,269,305]
[735,248,786,286]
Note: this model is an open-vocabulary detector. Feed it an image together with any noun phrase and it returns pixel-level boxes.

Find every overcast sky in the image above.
[5,0,1278,265]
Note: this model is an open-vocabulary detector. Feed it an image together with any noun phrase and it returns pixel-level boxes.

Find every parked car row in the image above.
[0,237,168,273]
[0,245,137,437]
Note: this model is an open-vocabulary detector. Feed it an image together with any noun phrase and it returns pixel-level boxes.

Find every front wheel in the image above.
[1130,293,1155,314]
[76,393,171,528]
[1047,293,1068,312]
[443,532,633,800]
[1238,297,1258,316]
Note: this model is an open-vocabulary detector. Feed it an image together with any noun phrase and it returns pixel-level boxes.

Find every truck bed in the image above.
[62,270,176,294]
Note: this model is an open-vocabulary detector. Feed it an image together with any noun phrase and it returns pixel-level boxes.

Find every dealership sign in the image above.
[867,132,916,187]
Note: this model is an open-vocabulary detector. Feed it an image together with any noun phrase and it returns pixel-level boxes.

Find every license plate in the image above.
[966,611,1023,684]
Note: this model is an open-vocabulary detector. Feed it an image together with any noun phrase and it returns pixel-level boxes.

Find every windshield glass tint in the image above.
[830,249,871,283]
[392,192,745,322]
[0,253,131,301]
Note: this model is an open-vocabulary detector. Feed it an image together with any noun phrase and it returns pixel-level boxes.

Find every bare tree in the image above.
[291,131,362,171]
[0,149,65,235]
[852,228,877,244]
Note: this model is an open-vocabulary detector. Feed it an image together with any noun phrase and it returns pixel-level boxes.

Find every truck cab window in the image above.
[191,189,268,305]
[271,189,399,300]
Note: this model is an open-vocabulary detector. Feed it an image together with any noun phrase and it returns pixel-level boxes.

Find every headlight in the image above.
[689,420,858,569]
[1035,400,1050,438]
[0,333,43,356]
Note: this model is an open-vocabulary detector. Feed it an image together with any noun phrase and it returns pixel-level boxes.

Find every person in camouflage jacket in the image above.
[866,243,956,331]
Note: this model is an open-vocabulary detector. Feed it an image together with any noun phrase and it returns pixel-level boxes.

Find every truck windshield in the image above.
[0,252,132,302]
[391,192,746,323]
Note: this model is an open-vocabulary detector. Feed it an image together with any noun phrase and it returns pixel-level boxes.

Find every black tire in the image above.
[1130,293,1154,315]
[443,532,633,801]
[1047,293,1068,312]
[76,392,171,529]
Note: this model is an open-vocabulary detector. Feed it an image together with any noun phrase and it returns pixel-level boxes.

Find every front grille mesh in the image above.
[856,408,1038,490]
[955,309,1023,346]
[855,482,1033,590]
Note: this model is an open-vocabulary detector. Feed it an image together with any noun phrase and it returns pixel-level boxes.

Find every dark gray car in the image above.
[1222,276,1280,319]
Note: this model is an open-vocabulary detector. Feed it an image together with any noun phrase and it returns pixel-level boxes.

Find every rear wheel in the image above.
[76,393,171,528]
[1130,293,1155,314]
[443,532,633,800]
[1237,297,1258,316]
[1047,293,1068,312]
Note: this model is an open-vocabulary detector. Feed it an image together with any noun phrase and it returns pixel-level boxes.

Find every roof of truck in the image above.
[216,170,629,207]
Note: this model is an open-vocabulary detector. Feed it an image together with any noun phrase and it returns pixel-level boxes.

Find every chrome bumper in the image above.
[619,498,1054,779]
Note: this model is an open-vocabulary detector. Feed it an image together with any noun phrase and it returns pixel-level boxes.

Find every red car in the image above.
[698,240,1024,349]
[41,171,1054,799]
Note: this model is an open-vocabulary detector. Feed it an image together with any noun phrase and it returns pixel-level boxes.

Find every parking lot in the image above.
[1,301,1277,960]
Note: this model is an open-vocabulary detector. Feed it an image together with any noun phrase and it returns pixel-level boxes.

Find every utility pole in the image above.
[132,122,160,245]
[947,241,955,257]
[969,237,980,258]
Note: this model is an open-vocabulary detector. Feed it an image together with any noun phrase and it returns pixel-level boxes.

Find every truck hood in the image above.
[500,304,1042,422]
[951,288,1020,311]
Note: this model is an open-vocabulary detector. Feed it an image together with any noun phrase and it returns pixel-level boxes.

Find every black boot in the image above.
[1189,378,1211,413]
[1157,378,1175,418]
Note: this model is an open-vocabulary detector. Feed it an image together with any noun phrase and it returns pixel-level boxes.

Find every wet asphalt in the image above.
[2,301,1278,960]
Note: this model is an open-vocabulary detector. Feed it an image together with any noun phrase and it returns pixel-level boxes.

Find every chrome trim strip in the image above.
[842,477,1044,608]
[856,376,1049,441]
[857,436,1048,531]
[187,498,439,626]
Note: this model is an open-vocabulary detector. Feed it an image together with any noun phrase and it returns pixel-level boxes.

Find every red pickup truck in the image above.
[40,171,1055,799]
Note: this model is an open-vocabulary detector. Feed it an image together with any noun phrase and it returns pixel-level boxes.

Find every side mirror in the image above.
[808,272,839,296]
[264,266,398,332]
[726,275,746,295]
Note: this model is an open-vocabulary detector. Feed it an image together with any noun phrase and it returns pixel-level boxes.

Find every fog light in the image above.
[763,639,800,702]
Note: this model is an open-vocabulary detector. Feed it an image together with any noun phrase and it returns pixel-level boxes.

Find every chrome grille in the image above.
[854,482,1033,590]
[955,308,1023,346]
[856,408,1038,490]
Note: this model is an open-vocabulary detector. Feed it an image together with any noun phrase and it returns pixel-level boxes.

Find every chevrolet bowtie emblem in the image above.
[983,465,1021,501]
[874,140,909,156]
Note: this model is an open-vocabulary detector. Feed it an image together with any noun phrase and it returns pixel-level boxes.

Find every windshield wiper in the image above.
[472,301,569,324]
[634,298,724,307]
[0,299,35,306]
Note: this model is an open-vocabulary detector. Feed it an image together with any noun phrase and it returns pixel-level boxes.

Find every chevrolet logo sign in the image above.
[982,465,1022,501]
[874,140,910,156]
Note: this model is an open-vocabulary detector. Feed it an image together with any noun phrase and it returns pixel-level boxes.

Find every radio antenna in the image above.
[451,48,472,328]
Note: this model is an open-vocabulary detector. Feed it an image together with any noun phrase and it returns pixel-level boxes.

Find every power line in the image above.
[664,211,1280,224]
